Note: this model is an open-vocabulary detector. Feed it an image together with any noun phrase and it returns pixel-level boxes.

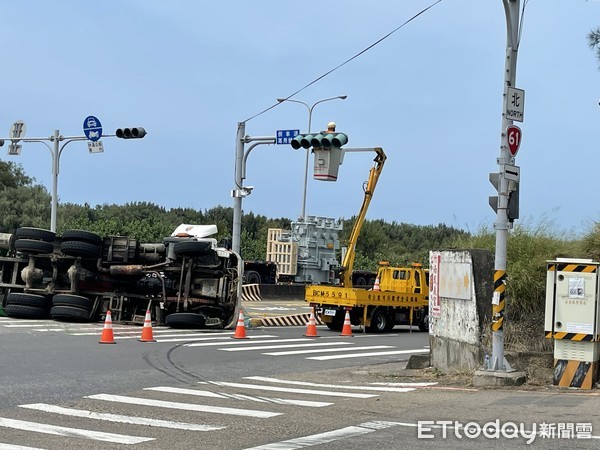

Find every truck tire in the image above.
[245,271,261,285]
[52,294,93,311]
[325,320,343,331]
[60,240,101,258]
[6,293,49,309]
[173,241,212,257]
[419,313,429,332]
[368,309,388,333]
[50,305,91,322]
[61,229,102,245]
[15,227,55,242]
[15,239,55,255]
[354,276,367,287]
[385,318,395,331]
[324,312,344,331]
[165,312,207,329]
[4,304,47,319]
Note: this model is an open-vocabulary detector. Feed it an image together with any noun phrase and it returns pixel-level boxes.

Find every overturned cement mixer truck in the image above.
[0,224,242,329]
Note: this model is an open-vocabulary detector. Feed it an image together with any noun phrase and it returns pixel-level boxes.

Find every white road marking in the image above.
[0,319,48,324]
[0,443,44,449]
[19,403,223,431]
[243,420,403,449]
[307,348,429,360]
[207,382,377,399]
[144,387,332,407]
[31,329,65,332]
[86,394,280,418]
[263,345,394,356]
[370,381,438,387]
[221,342,354,352]
[152,334,278,343]
[0,417,153,445]
[245,377,423,393]
[70,328,222,336]
[186,338,312,347]
[145,386,224,398]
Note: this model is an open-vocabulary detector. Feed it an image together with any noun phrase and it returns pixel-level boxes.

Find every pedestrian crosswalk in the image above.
[185,336,428,361]
[0,375,437,448]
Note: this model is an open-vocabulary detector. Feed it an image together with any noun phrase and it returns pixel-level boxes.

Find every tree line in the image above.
[0,160,466,270]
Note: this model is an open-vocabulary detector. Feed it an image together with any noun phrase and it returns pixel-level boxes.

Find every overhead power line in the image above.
[243,0,444,123]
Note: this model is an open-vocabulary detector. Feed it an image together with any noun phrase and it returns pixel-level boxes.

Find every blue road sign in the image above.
[83,115,103,142]
[276,129,299,145]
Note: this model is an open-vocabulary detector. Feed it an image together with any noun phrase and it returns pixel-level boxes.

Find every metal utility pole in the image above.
[489,0,523,371]
[231,122,275,255]
[1,119,145,233]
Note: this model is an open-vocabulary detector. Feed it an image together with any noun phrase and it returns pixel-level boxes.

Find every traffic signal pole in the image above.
[2,131,90,232]
[0,121,146,232]
[231,122,275,256]
[489,0,521,372]
[1,124,145,233]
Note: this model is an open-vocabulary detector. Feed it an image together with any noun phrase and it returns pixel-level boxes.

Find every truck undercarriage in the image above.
[0,225,241,329]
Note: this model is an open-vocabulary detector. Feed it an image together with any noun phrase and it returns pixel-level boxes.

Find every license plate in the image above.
[323,309,337,317]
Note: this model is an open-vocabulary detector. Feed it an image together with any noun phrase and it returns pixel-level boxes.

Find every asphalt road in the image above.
[1,316,599,449]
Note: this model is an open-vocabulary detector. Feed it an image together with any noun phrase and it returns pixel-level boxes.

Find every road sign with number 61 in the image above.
[506,125,522,157]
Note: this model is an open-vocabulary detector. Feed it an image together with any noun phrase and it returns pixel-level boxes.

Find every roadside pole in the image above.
[231,122,275,327]
[1,118,144,233]
[232,122,246,256]
[231,122,275,255]
[489,0,523,371]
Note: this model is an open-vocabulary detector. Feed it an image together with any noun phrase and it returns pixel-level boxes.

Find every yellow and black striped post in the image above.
[554,360,598,390]
[492,270,506,332]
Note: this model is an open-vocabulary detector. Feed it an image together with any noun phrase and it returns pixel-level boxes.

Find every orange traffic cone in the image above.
[340,310,353,337]
[99,310,116,344]
[138,309,156,342]
[304,308,319,337]
[372,277,380,291]
[232,311,249,339]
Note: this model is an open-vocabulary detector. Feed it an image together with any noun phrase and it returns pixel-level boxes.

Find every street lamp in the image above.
[276,95,347,221]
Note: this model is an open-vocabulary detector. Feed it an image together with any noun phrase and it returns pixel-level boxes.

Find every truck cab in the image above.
[377,262,429,294]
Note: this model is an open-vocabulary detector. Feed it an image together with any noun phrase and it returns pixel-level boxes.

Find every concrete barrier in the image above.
[259,284,305,300]
[241,284,262,302]
[256,313,323,327]
[429,249,494,372]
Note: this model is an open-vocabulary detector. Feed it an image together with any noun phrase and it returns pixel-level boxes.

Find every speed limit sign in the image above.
[506,125,522,157]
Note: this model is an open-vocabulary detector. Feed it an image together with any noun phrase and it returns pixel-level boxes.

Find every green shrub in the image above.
[451,220,580,350]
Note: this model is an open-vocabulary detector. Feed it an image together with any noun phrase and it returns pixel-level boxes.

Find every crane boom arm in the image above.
[339,147,386,288]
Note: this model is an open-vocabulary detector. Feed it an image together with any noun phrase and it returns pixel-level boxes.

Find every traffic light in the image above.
[116,127,147,139]
[0,139,4,147]
[488,171,519,221]
[488,172,500,213]
[507,181,519,222]
[290,132,348,150]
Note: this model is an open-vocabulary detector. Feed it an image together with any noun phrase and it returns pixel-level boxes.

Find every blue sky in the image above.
[1,1,599,236]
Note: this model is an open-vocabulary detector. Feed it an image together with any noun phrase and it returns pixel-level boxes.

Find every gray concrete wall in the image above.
[260,284,305,300]
[429,249,493,372]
